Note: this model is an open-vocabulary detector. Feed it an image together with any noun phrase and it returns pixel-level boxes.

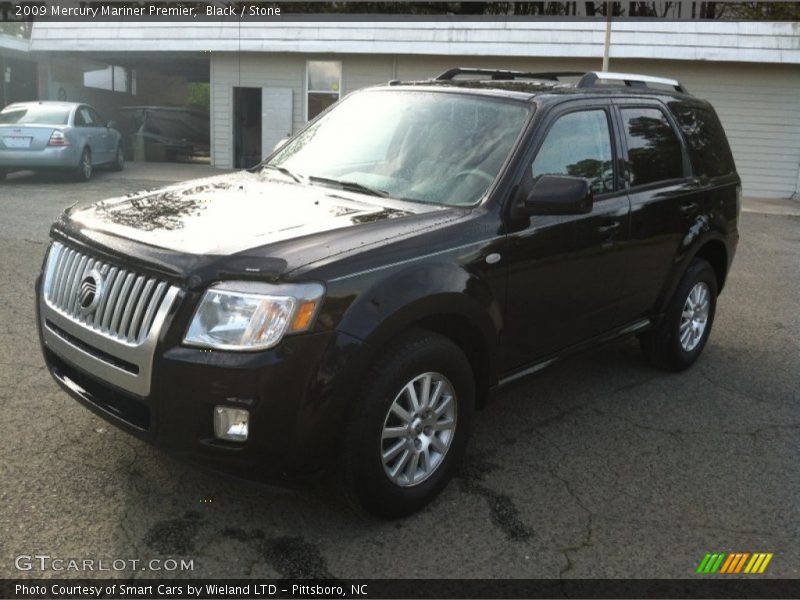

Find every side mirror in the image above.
[272,138,289,152]
[106,120,118,130]
[523,175,593,216]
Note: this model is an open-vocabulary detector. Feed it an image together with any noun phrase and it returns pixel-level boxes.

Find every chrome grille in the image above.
[43,241,173,345]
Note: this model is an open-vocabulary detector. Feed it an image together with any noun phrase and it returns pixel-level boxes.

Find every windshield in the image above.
[0,105,71,125]
[267,90,531,206]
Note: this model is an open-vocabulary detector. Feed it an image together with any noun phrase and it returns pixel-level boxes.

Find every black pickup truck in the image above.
[36,69,739,517]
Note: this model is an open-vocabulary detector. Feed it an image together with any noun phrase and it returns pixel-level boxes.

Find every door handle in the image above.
[680,201,699,214]
[596,221,621,234]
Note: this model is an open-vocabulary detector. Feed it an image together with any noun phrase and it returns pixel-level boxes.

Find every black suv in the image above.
[36,69,740,517]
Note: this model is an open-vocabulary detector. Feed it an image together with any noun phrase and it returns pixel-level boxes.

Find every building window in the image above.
[83,64,136,94]
[306,61,341,121]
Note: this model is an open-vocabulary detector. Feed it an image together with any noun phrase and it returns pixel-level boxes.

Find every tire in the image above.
[640,258,718,371]
[341,328,475,518]
[0,170,6,181]
[110,144,125,172]
[73,148,93,182]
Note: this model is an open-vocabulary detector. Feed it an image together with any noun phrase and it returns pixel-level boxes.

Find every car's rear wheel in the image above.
[110,144,125,172]
[73,148,93,182]
[341,328,474,518]
[640,258,718,371]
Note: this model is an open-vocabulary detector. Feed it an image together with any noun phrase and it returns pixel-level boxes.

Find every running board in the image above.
[498,318,651,387]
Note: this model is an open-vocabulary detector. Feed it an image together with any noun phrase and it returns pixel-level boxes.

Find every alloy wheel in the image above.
[679,281,710,352]
[82,152,92,179]
[380,372,457,487]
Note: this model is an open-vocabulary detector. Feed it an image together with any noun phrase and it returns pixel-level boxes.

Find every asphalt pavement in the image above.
[1,164,798,580]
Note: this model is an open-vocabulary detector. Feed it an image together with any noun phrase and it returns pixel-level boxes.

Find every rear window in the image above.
[0,105,70,125]
[669,105,735,178]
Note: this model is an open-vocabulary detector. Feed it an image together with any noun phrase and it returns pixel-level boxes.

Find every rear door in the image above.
[611,99,705,321]
[75,105,110,164]
[88,106,115,162]
[503,99,632,368]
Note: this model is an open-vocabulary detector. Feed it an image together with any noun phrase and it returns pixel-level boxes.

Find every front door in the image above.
[503,101,631,369]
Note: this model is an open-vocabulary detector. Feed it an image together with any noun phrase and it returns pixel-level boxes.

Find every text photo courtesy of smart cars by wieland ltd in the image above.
[2,3,800,599]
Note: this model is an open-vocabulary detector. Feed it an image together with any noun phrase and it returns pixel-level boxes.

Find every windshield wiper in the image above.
[261,164,302,183]
[308,176,390,198]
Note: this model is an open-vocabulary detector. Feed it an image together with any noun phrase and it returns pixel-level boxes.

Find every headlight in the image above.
[184,281,324,351]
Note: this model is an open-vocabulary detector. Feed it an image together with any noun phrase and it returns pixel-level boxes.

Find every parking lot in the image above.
[1,164,798,579]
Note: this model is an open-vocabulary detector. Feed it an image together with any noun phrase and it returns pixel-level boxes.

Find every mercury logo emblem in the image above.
[77,270,104,315]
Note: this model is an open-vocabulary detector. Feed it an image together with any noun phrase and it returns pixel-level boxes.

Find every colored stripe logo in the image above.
[696,552,773,574]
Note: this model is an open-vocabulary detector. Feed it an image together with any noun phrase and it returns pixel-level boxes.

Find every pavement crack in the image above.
[559,514,594,580]
[697,368,772,405]
[457,456,534,541]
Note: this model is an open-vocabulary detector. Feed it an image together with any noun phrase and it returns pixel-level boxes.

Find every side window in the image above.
[669,105,735,178]
[75,107,94,127]
[531,109,614,195]
[620,107,685,187]
[74,108,87,127]
[88,107,104,126]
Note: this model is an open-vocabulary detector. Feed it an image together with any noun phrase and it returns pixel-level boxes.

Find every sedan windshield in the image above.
[0,105,71,125]
[266,90,530,206]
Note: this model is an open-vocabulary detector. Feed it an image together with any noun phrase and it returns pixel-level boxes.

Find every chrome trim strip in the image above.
[590,71,682,88]
[498,359,556,387]
[40,242,181,397]
[41,286,180,397]
[618,318,651,336]
[497,319,651,387]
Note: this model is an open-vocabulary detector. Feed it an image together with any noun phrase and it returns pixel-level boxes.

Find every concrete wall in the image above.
[210,53,800,198]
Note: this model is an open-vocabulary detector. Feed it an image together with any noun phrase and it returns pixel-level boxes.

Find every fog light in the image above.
[214,406,249,442]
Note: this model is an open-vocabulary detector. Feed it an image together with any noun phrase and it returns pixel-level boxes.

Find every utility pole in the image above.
[602,1,613,72]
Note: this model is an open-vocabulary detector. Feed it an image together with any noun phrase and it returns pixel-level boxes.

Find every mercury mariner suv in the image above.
[36,69,740,517]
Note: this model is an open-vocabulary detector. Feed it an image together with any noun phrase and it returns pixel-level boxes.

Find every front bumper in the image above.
[37,275,368,481]
[0,146,80,169]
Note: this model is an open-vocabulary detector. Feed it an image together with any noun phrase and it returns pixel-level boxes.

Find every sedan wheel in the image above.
[111,145,125,171]
[73,148,92,182]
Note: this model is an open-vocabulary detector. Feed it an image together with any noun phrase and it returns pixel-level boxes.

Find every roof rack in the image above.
[434,68,585,82]
[577,71,687,93]
[433,68,688,93]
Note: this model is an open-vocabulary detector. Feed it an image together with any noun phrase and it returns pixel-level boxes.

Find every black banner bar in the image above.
[2,1,800,22]
[3,579,800,599]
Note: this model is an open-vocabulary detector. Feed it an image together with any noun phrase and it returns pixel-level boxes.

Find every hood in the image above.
[64,171,462,277]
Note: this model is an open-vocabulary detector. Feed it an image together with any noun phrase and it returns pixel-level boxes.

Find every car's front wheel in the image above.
[110,144,125,172]
[341,328,474,518]
[640,258,718,371]
[73,148,93,182]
